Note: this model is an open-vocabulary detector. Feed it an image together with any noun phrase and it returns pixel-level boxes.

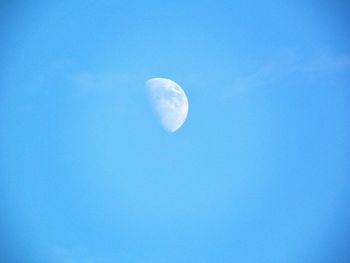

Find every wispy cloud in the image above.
[227,49,350,98]
[73,71,137,96]
[302,52,350,72]
[45,58,145,97]
[46,243,108,263]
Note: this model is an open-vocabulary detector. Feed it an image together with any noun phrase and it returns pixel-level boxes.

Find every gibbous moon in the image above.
[146,77,189,133]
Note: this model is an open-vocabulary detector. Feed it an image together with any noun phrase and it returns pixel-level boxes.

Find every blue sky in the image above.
[1,1,350,262]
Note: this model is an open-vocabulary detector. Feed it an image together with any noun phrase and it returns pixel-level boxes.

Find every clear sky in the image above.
[1,1,350,262]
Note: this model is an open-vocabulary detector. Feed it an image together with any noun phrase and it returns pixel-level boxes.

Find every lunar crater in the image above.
[146,77,189,133]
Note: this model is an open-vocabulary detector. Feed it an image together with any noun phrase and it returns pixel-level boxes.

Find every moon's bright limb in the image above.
[146,77,189,133]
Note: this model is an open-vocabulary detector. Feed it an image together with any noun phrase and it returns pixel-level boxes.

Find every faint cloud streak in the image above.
[73,71,134,96]
[228,49,350,98]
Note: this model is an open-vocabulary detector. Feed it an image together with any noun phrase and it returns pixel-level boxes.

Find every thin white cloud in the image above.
[302,52,350,72]
[73,71,135,96]
[228,49,350,98]
[46,243,108,263]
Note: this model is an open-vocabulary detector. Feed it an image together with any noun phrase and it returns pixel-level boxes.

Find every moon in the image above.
[146,77,189,133]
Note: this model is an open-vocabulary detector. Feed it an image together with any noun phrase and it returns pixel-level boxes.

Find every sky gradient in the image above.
[1,1,350,262]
